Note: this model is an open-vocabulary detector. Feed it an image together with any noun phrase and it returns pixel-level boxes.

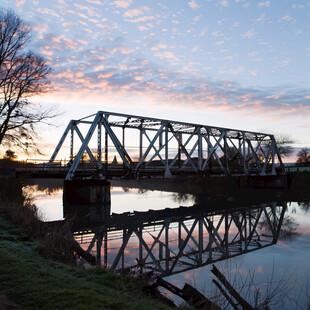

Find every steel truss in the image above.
[48,111,286,180]
[76,203,286,277]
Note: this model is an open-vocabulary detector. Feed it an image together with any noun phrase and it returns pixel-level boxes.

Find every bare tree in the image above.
[0,10,56,152]
[274,134,294,158]
[296,148,310,165]
[259,134,294,162]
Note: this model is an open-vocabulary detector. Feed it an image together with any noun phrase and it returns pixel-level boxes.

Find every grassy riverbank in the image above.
[0,216,174,310]
[0,179,176,309]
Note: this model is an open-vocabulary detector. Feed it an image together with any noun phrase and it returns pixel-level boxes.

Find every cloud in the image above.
[74,3,100,18]
[37,8,60,17]
[48,47,310,120]
[151,43,173,51]
[188,0,200,9]
[258,1,270,8]
[153,51,178,60]
[32,23,48,34]
[219,0,229,7]
[138,25,148,31]
[241,29,257,39]
[123,6,150,18]
[16,0,26,8]
[279,15,293,22]
[10,0,307,127]
[113,0,132,9]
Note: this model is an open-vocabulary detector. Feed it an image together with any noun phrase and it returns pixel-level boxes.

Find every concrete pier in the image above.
[63,179,110,205]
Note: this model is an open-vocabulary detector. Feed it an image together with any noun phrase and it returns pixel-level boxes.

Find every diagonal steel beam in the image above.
[135,124,165,172]
[134,228,164,273]
[169,125,198,173]
[65,112,103,180]
[72,125,97,163]
[46,120,74,169]
[101,116,133,170]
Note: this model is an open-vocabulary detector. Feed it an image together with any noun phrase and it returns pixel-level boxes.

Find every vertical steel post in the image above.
[122,229,125,269]
[122,127,126,172]
[207,131,211,172]
[164,123,172,178]
[271,136,276,175]
[105,129,108,174]
[224,130,229,173]
[96,233,103,266]
[165,219,169,271]
[243,133,247,174]
[178,133,182,168]
[198,127,202,171]
[244,211,247,250]
[178,221,182,249]
[225,213,229,256]
[138,227,143,274]
[139,128,143,160]
[198,217,203,265]
[70,127,74,162]
[98,123,102,170]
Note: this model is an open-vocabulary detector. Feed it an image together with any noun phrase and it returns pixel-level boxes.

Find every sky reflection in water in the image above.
[25,181,310,309]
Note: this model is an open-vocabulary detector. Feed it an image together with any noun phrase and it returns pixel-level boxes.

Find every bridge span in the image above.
[45,111,285,180]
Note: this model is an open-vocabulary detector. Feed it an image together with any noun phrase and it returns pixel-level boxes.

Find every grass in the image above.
[0,179,175,309]
[0,216,173,310]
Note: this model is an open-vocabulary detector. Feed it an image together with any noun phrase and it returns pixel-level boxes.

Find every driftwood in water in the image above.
[212,279,239,310]
[150,277,221,310]
[211,264,254,310]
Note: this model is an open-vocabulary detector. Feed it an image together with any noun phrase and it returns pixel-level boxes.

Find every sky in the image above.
[1,0,310,160]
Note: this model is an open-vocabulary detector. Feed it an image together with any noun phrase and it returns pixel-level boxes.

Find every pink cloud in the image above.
[16,0,26,8]
[62,22,76,27]
[37,8,60,17]
[188,0,200,9]
[123,6,150,18]
[77,39,89,45]
[32,24,48,34]
[128,16,155,23]
[113,0,132,9]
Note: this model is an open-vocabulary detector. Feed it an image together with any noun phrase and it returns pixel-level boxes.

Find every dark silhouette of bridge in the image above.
[35,111,285,180]
[69,201,286,277]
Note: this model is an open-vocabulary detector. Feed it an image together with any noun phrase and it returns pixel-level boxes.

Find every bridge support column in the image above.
[63,179,111,206]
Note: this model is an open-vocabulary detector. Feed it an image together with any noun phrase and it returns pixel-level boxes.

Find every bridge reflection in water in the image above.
[65,199,286,277]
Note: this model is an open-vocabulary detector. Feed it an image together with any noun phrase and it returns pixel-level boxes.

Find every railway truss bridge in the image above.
[46,111,286,180]
[73,202,286,277]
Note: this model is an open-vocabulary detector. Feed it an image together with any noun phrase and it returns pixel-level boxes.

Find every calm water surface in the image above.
[24,179,310,309]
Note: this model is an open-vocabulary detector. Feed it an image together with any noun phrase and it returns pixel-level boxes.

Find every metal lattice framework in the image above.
[75,203,286,277]
[48,111,286,180]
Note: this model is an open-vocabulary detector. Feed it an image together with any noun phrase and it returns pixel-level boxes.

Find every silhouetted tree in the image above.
[296,148,310,166]
[0,10,56,152]
[259,134,294,163]
[3,149,17,160]
[275,135,294,158]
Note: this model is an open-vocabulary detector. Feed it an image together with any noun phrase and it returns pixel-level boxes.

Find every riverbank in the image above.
[0,215,177,310]
[0,179,178,310]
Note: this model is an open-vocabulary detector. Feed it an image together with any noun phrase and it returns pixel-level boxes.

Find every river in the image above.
[23,178,310,309]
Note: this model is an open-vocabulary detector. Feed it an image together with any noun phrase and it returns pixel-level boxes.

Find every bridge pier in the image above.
[63,179,110,205]
[63,179,111,230]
